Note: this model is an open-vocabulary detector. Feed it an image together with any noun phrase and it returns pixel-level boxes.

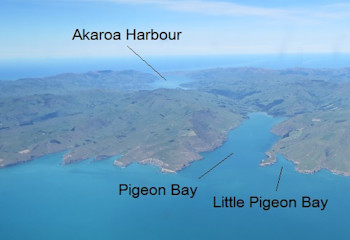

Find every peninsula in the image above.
[1,67,350,175]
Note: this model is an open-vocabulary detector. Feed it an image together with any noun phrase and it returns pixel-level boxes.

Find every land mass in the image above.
[1,67,350,174]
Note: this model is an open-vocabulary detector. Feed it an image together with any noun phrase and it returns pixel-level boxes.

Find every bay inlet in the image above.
[0,113,349,240]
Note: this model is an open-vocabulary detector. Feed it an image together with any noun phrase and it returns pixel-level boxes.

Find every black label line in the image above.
[275,166,284,192]
[127,45,167,81]
[198,153,234,180]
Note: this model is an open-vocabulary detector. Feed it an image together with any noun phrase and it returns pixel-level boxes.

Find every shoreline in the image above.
[259,151,350,177]
[0,119,240,173]
[3,111,349,177]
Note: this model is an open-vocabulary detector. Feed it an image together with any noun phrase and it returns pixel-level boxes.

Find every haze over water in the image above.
[0,113,349,240]
[2,54,350,80]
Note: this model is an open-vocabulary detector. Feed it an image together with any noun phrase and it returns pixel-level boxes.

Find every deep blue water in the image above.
[1,53,350,80]
[0,113,349,239]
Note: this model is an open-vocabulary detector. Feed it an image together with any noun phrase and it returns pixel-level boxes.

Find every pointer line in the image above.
[275,166,284,192]
[198,153,234,180]
[127,45,167,81]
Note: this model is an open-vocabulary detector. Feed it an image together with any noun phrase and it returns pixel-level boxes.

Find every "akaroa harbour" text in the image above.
[72,28,182,41]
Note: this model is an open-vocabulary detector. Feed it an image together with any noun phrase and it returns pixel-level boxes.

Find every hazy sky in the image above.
[1,0,350,59]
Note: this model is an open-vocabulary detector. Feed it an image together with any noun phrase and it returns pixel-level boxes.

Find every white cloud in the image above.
[80,0,289,18]
[156,1,287,18]
[3,0,350,58]
[81,0,350,21]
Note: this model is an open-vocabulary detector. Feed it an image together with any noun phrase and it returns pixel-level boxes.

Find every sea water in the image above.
[2,54,350,80]
[0,113,349,240]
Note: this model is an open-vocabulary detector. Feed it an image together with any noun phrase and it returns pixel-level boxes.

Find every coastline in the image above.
[0,118,241,173]
[260,151,350,177]
[3,111,349,178]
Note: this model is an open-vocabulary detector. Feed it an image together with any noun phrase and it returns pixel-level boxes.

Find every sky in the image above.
[1,0,350,59]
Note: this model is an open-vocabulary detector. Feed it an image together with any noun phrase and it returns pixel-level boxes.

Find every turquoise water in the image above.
[0,113,349,239]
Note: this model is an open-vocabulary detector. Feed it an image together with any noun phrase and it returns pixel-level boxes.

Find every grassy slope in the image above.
[263,109,350,175]
[1,67,350,174]
[182,67,350,174]
[0,89,242,171]
[0,70,157,97]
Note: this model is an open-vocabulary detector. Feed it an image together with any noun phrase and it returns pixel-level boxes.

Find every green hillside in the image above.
[1,67,350,174]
